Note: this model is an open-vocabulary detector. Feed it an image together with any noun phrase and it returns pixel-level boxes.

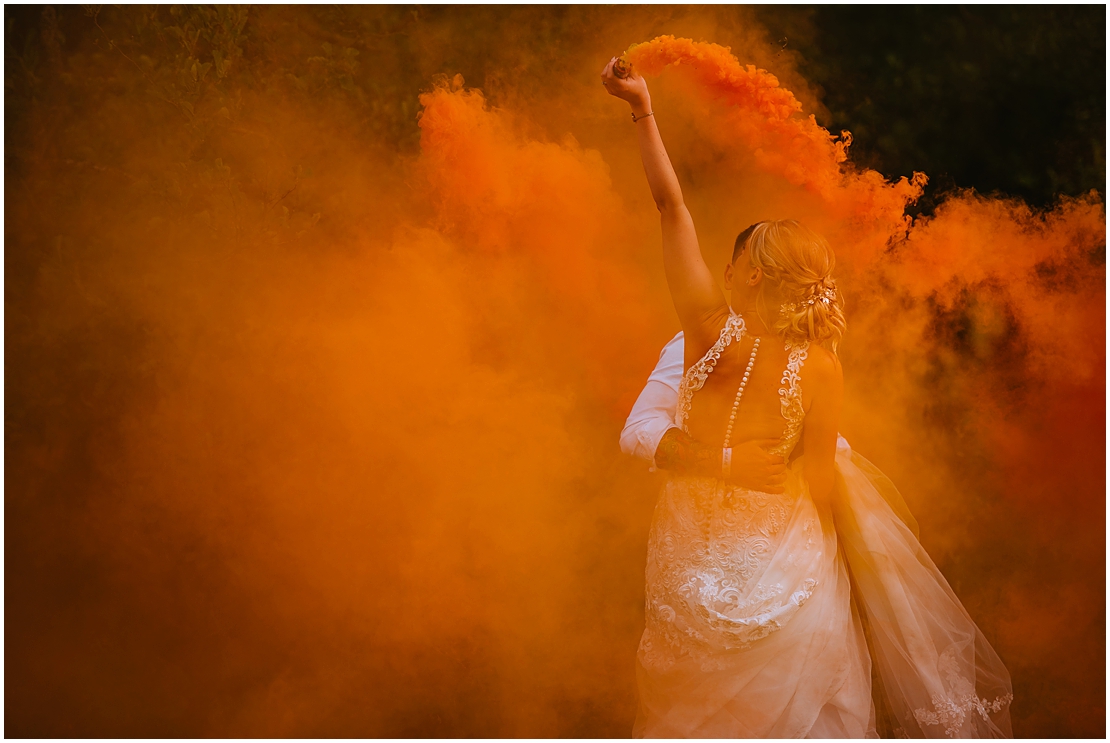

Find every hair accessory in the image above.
[780,279,837,313]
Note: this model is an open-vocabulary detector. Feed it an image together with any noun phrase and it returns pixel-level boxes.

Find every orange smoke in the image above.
[5,8,1103,738]
[626,35,928,258]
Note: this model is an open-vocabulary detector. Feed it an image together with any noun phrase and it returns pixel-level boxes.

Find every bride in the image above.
[601,59,1014,738]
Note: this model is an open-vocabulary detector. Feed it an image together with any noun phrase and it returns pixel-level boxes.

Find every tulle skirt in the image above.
[634,440,1013,738]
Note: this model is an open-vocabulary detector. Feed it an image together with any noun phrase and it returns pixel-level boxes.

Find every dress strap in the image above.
[675,313,746,432]
[768,341,809,461]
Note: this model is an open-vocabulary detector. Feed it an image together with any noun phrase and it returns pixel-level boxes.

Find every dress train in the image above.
[634,441,1013,738]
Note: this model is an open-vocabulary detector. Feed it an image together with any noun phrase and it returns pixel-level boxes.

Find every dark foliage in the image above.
[757,5,1105,211]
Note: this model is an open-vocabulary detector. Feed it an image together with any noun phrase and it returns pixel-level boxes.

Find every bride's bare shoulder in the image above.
[801,344,843,395]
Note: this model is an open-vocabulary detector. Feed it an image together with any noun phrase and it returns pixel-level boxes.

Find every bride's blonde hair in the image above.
[740,220,847,353]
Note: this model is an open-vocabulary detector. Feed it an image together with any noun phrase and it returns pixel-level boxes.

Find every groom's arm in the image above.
[618,331,725,477]
[653,427,723,476]
[619,332,684,467]
[618,331,731,478]
[620,332,787,491]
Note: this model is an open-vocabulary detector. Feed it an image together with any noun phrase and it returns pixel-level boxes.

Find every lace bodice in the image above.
[674,312,810,463]
[640,313,819,673]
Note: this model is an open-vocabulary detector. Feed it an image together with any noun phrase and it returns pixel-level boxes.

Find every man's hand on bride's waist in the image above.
[654,430,787,494]
[726,439,787,494]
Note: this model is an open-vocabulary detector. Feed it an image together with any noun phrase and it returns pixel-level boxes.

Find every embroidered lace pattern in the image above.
[674,315,809,463]
[639,475,822,672]
[674,314,747,432]
[912,647,1015,737]
[768,341,809,462]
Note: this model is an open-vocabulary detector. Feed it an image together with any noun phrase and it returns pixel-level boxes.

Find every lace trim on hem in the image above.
[912,691,1014,738]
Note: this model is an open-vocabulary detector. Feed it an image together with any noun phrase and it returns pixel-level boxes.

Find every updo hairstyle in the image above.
[735,220,847,353]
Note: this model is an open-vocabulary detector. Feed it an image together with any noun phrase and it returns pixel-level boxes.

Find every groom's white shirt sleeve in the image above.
[620,331,685,466]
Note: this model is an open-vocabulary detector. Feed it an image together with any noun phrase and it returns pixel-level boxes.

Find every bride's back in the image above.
[678,221,846,459]
[684,329,800,450]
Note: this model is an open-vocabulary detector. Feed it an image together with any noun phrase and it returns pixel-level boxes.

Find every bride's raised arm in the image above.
[601,59,729,339]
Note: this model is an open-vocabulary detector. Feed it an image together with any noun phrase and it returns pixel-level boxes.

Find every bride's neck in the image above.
[736,307,771,336]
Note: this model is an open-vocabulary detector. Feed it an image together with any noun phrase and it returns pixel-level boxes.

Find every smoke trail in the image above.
[5,7,1103,737]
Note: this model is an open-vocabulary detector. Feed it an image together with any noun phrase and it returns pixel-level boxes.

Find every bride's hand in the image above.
[601,57,650,111]
[728,440,788,494]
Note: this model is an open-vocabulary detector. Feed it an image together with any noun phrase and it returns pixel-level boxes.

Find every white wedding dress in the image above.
[634,314,1013,738]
